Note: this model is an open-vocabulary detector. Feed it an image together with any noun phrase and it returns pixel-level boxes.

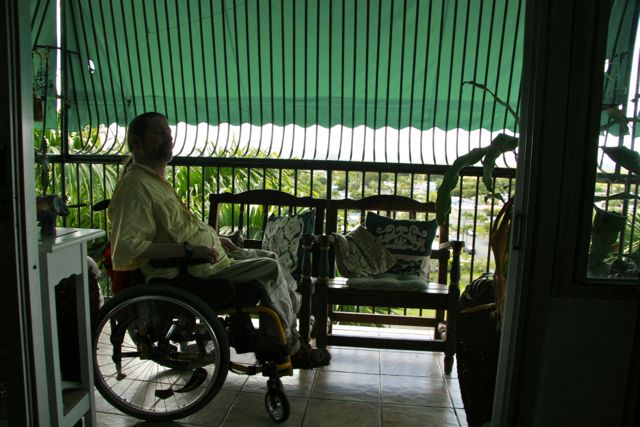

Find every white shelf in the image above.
[32,227,105,426]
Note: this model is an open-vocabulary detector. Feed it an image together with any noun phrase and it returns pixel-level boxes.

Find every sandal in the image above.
[290,342,331,369]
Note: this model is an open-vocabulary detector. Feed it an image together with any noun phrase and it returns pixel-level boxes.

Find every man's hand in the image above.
[219,236,239,252]
[140,242,220,263]
[193,245,220,263]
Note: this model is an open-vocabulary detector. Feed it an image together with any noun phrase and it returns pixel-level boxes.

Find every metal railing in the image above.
[46,154,516,285]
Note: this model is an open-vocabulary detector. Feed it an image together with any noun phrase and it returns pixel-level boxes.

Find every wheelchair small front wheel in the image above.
[264,380,290,423]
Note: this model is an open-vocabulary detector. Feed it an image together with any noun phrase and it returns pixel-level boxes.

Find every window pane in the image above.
[588,3,640,280]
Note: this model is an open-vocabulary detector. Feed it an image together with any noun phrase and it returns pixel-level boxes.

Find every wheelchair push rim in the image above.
[94,285,229,422]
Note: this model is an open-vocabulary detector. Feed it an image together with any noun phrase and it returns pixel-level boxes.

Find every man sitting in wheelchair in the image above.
[108,111,330,369]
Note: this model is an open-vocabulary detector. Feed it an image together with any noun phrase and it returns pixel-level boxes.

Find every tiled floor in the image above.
[95,327,468,427]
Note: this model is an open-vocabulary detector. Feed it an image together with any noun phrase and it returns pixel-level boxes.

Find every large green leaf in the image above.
[436,81,520,225]
[482,134,519,192]
[435,133,518,224]
[602,146,640,175]
[436,148,488,224]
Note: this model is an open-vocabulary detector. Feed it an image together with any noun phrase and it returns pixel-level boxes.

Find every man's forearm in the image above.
[139,242,219,263]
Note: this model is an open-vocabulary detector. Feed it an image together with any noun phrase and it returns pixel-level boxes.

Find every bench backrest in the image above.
[325,194,449,284]
[208,189,324,341]
[208,189,326,248]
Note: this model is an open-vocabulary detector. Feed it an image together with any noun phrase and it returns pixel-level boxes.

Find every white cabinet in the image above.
[33,228,105,426]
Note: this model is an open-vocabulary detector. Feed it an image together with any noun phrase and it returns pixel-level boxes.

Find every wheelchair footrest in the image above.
[230,361,260,375]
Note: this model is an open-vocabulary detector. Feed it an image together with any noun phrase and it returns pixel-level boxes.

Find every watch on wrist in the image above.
[183,242,194,259]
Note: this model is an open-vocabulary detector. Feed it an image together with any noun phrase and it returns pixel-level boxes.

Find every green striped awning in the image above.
[30,0,639,163]
[56,0,526,133]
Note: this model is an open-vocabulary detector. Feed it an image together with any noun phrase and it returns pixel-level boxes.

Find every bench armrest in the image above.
[439,240,464,251]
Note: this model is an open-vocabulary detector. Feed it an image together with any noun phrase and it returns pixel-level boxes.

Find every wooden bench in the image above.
[313,195,463,374]
[208,189,327,342]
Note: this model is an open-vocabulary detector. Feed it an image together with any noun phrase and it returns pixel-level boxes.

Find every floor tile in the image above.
[94,345,469,426]
[382,404,459,427]
[380,349,443,377]
[222,370,249,391]
[96,387,236,426]
[381,374,452,407]
[220,391,307,426]
[322,346,381,374]
[94,390,122,415]
[311,371,380,403]
[242,368,317,398]
[456,407,470,427]
[177,389,238,426]
[445,377,465,409]
[304,399,381,427]
[95,411,145,427]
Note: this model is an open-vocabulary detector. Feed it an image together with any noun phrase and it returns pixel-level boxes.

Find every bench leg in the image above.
[444,241,463,375]
[444,292,459,375]
[298,235,316,344]
[444,351,454,375]
[314,278,328,348]
[297,277,313,343]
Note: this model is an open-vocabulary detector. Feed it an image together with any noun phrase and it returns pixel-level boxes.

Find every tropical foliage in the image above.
[34,122,496,301]
[435,82,519,225]
[435,81,640,283]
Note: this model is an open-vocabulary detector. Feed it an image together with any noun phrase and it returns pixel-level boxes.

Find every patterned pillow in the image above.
[365,212,438,278]
[262,209,315,279]
[332,225,396,277]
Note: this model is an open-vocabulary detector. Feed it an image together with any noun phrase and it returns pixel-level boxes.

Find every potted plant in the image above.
[436,82,640,314]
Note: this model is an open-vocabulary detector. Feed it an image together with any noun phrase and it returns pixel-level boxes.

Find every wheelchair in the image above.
[93,259,295,423]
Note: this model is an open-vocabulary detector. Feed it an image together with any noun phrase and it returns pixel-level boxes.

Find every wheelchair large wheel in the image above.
[94,284,229,422]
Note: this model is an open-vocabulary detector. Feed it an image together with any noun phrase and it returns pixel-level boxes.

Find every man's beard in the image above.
[156,146,174,163]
